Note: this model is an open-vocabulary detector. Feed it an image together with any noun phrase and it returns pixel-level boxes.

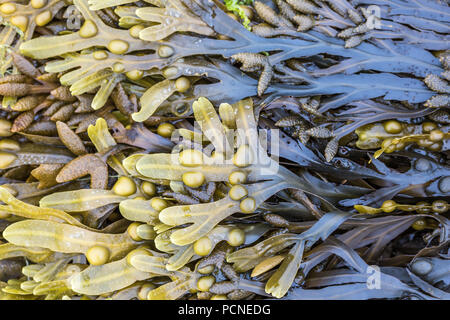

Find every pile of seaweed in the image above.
[0,0,448,300]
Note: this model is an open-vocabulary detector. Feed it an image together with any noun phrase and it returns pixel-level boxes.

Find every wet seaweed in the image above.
[0,0,448,301]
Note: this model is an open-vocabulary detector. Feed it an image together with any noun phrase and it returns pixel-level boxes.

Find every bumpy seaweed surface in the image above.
[0,0,448,300]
